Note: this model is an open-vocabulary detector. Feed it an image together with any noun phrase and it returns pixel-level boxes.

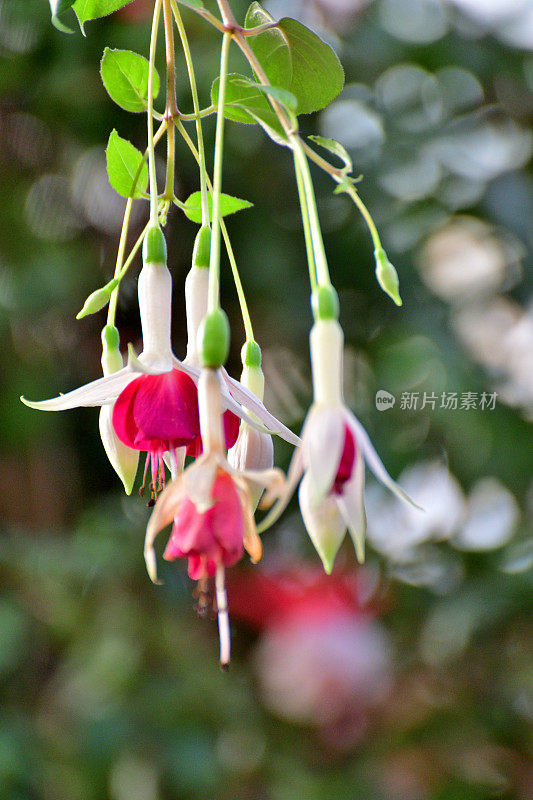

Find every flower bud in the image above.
[192,225,211,269]
[76,278,119,319]
[198,309,230,369]
[229,425,274,509]
[374,247,402,307]
[99,325,139,494]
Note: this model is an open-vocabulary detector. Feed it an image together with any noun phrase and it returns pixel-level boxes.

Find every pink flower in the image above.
[144,369,285,666]
[111,367,239,502]
[262,318,418,572]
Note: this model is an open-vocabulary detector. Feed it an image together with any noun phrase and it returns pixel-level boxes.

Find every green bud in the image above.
[311,284,339,321]
[241,340,261,369]
[76,278,119,319]
[192,225,211,269]
[143,225,167,264]
[101,323,120,351]
[198,309,231,368]
[101,324,122,375]
[374,247,402,307]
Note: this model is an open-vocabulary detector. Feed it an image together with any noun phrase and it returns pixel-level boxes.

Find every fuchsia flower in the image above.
[22,256,298,499]
[145,368,285,666]
[262,316,418,572]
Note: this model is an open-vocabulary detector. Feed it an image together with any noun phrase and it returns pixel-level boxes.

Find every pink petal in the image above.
[113,370,200,452]
[332,425,356,495]
[163,471,244,574]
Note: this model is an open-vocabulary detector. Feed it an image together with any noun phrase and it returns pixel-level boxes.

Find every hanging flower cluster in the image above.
[25,0,417,666]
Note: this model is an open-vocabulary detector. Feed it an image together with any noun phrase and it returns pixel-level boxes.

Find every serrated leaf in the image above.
[106,130,148,199]
[308,135,352,174]
[245,3,344,114]
[101,48,160,113]
[73,0,135,32]
[49,0,76,32]
[211,74,286,139]
[182,191,253,224]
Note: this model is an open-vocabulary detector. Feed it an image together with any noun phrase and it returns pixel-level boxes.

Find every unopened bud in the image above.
[374,247,402,307]
[143,225,167,265]
[98,324,139,493]
[192,225,211,269]
[198,309,230,369]
[101,324,122,375]
[76,278,119,319]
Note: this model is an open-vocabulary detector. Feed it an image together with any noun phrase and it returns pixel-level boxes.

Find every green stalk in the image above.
[175,119,254,342]
[147,0,163,225]
[293,140,331,288]
[107,120,167,326]
[170,0,210,227]
[208,31,232,313]
[293,151,317,293]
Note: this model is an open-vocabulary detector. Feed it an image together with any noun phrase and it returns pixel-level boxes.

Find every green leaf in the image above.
[72,0,135,33]
[245,2,344,114]
[211,74,286,141]
[308,135,352,174]
[245,81,298,113]
[106,130,148,199]
[182,192,253,224]
[49,0,76,32]
[101,48,160,113]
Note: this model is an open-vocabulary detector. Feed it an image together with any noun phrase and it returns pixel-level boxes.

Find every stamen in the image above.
[215,564,231,669]
[193,574,210,619]
[139,453,151,498]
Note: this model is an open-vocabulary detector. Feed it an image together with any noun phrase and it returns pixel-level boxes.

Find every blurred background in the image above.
[1,0,532,798]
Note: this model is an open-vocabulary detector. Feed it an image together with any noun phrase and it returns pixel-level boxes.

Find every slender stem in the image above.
[208,31,232,313]
[293,141,331,287]
[164,121,175,200]
[163,0,178,201]
[175,119,254,341]
[163,0,178,118]
[108,198,133,325]
[293,152,317,293]
[180,105,216,121]
[171,0,210,226]
[147,0,162,225]
[107,121,167,325]
[117,220,153,281]
[344,184,382,250]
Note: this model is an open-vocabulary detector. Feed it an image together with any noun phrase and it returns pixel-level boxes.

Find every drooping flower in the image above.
[21,227,299,498]
[144,368,285,667]
[262,298,418,572]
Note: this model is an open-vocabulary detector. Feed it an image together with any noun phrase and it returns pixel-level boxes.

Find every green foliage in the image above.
[100,48,160,113]
[245,2,345,114]
[74,0,135,33]
[211,74,287,145]
[105,129,148,199]
[308,135,353,176]
[182,191,253,224]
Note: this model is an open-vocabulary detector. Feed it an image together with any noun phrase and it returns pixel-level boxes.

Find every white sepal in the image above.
[299,472,346,574]
[99,404,139,495]
[229,424,274,510]
[346,410,421,510]
[335,448,366,563]
[20,367,137,410]
[221,369,301,446]
[302,404,345,506]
